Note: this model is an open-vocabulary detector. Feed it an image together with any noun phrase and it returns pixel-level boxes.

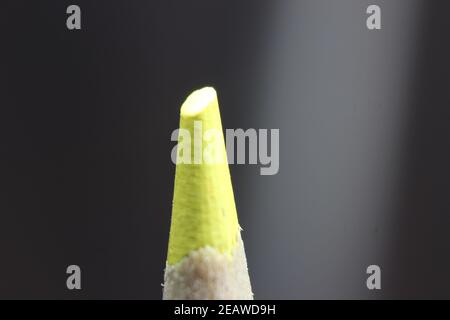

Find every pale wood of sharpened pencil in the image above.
[163,233,253,300]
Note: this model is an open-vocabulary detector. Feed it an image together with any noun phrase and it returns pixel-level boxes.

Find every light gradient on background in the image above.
[238,0,422,299]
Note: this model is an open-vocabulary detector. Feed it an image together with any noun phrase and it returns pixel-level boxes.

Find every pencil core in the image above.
[167,87,239,265]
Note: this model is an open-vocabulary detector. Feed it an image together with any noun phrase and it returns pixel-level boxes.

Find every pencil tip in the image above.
[167,86,239,265]
[180,87,217,118]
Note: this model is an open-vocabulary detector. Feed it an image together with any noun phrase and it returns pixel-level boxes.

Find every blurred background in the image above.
[0,0,449,299]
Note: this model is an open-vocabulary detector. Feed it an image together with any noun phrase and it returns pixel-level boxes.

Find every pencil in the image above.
[163,87,253,300]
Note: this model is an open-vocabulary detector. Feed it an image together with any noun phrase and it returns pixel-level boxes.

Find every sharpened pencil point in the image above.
[167,87,238,264]
[163,87,253,300]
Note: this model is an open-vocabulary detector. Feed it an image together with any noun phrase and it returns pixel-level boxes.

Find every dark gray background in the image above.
[0,0,449,299]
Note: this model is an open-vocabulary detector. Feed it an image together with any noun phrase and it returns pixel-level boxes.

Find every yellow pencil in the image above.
[163,87,253,300]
